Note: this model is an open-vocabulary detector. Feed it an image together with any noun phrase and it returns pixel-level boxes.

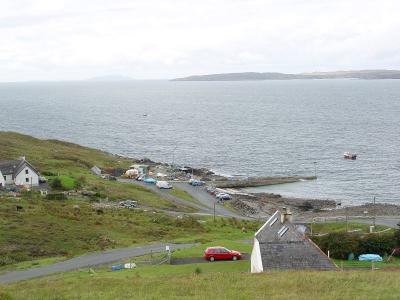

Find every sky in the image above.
[1,0,400,81]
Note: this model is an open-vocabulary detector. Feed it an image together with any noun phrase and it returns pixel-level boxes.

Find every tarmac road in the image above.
[0,243,196,285]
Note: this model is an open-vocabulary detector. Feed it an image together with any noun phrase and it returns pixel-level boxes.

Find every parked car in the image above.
[204,247,242,262]
[119,200,138,208]
[136,174,146,181]
[191,180,205,186]
[156,181,172,189]
[216,193,232,200]
[143,178,157,184]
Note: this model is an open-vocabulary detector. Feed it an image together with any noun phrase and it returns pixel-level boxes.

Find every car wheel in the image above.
[209,257,215,262]
[232,256,237,261]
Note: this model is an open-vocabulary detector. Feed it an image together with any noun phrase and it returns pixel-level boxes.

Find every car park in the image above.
[204,247,241,262]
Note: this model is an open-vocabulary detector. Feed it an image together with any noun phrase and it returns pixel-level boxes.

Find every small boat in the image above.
[344,152,357,160]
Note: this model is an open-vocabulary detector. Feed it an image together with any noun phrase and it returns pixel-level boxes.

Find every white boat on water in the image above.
[344,152,357,160]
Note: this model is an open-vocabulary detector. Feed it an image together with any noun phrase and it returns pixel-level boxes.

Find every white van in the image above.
[156,181,172,189]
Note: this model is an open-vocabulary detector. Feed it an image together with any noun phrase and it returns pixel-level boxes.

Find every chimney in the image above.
[280,207,293,223]
[20,156,26,161]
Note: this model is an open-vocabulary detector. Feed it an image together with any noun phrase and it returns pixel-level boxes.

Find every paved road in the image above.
[0,243,196,285]
[118,179,250,219]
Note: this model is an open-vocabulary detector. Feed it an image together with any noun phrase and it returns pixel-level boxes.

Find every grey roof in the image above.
[0,160,23,175]
[256,210,337,271]
[0,160,39,177]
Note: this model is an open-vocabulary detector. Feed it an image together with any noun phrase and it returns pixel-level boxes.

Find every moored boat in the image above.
[344,152,357,160]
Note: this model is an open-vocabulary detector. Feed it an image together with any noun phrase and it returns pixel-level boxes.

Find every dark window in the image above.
[26,178,29,183]
[3,176,5,181]
[25,169,29,174]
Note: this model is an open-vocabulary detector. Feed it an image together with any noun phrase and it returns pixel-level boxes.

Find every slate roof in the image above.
[0,160,23,175]
[256,210,337,271]
[0,160,39,177]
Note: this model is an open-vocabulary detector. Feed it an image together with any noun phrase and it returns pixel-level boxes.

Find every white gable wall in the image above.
[250,238,264,273]
[14,165,39,186]
[0,170,4,187]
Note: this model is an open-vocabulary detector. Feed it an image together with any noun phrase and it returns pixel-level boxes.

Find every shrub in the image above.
[51,178,63,190]
[312,232,397,259]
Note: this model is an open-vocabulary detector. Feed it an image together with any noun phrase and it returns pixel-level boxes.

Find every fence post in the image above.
[371,261,375,271]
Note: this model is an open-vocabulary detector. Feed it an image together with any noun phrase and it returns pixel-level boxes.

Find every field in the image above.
[1,265,400,299]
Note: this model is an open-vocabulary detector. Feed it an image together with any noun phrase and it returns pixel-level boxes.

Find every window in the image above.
[25,169,29,174]
[26,178,29,183]
[3,176,5,181]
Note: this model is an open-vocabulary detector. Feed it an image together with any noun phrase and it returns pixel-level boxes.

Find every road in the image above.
[0,243,196,285]
[118,179,249,219]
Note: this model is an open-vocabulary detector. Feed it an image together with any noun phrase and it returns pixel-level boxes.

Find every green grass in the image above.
[169,188,203,206]
[334,257,400,269]
[0,197,257,268]
[0,132,192,211]
[2,266,400,299]
[311,222,391,234]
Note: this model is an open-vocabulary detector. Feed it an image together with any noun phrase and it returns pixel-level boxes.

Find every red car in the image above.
[204,247,242,262]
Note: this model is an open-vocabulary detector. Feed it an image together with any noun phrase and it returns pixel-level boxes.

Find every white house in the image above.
[0,158,40,188]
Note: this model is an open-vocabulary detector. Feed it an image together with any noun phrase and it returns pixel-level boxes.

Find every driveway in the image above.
[0,243,196,285]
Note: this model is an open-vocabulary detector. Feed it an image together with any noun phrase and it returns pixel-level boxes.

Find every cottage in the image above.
[250,209,337,273]
[0,158,40,188]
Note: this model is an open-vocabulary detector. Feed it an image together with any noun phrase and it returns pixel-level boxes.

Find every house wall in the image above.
[250,238,263,273]
[3,174,14,185]
[0,170,4,187]
[14,165,39,186]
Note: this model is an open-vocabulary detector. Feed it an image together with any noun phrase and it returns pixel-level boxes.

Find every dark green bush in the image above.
[51,177,63,190]
[312,232,397,259]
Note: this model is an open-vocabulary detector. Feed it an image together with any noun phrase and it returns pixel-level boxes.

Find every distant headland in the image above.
[172,70,400,81]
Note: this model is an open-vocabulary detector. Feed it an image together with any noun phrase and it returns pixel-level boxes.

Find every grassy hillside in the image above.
[0,195,256,267]
[0,132,187,210]
[1,267,399,299]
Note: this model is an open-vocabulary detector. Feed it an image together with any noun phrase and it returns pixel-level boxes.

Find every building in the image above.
[0,158,40,188]
[250,209,337,273]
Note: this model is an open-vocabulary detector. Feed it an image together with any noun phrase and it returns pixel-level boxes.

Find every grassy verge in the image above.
[2,267,400,299]
[169,188,203,207]
[311,222,390,234]
[334,257,400,269]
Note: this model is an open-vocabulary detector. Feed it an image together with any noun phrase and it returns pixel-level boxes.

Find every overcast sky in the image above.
[1,0,400,81]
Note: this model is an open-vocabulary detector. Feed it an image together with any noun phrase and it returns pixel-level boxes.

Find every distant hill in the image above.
[173,70,400,81]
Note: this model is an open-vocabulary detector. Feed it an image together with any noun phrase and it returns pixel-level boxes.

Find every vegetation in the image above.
[311,222,390,234]
[2,267,400,299]
[0,132,191,210]
[312,232,398,259]
[0,196,255,267]
[169,188,203,206]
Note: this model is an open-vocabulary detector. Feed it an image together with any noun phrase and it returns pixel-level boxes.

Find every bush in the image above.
[51,178,63,190]
[41,171,57,176]
[312,232,397,259]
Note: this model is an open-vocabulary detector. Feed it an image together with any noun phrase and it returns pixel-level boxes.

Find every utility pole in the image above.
[213,201,216,224]
[373,196,376,228]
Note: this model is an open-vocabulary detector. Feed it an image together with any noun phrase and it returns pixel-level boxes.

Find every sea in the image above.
[0,79,399,205]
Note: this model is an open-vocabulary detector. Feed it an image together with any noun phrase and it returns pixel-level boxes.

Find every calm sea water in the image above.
[0,80,399,205]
